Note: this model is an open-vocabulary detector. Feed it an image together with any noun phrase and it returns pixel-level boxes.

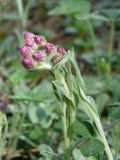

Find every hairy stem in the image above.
[61,103,69,149]
[69,107,76,127]
[82,98,113,160]
[108,22,115,76]
[87,20,100,75]
[0,112,8,158]
[114,122,120,160]
[6,103,28,160]
[94,116,113,160]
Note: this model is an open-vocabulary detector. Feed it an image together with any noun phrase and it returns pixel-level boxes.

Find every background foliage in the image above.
[0,0,120,159]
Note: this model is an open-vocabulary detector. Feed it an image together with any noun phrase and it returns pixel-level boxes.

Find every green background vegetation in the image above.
[0,0,120,159]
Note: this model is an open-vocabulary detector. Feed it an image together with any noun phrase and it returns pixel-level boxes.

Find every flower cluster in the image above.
[19,32,66,69]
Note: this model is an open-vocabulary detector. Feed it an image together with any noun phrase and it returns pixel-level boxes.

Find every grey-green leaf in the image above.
[109,106,120,120]
[28,104,46,124]
[38,144,53,159]
[80,138,104,157]
[10,80,55,103]
[73,121,92,138]
[96,93,109,114]
[48,0,91,16]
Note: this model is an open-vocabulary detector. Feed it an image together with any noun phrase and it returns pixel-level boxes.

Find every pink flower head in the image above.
[45,43,55,54]
[33,51,42,61]
[19,46,32,57]
[22,58,34,69]
[34,35,44,45]
[24,32,35,47]
[57,47,65,55]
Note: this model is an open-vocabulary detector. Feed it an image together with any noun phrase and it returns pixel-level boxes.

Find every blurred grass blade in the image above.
[16,0,24,21]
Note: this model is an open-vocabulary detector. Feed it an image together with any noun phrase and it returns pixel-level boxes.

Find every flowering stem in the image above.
[94,116,113,160]
[83,98,113,160]
[114,122,120,160]
[71,48,113,159]
[16,0,25,28]
[108,22,115,76]
[6,111,21,160]
[86,20,100,75]
[61,103,69,149]
[69,107,76,128]
[6,102,28,160]
[0,111,7,157]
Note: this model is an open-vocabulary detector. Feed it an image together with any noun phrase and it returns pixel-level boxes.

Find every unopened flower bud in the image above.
[22,58,34,69]
[24,32,35,47]
[34,35,45,45]
[52,54,60,63]
[33,51,42,61]
[19,46,32,57]
[57,47,65,55]
[45,43,55,54]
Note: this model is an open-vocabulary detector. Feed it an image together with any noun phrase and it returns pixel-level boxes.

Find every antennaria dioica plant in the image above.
[0,105,8,159]
[19,32,113,160]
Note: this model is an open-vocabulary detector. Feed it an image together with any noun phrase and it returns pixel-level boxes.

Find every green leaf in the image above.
[107,75,120,96]
[0,36,15,57]
[28,104,46,124]
[87,96,97,109]
[64,142,97,160]
[38,144,53,159]
[9,67,27,85]
[40,113,58,128]
[82,121,94,136]
[73,121,92,138]
[63,146,72,160]
[28,125,43,140]
[101,8,120,21]
[76,12,109,22]
[49,0,91,16]
[72,148,86,160]
[52,80,63,102]
[28,103,58,128]
[10,80,55,103]
[78,100,93,120]
[109,106,120,120]
[96,93,109,114]
[108,103,120,107]
[53,122,62,131]
[30,80,55,102]
[1,12,19,20]
[52,78,74,107]
[70,48,86,93]
[80,138,104,157]
[83,76,105,95]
